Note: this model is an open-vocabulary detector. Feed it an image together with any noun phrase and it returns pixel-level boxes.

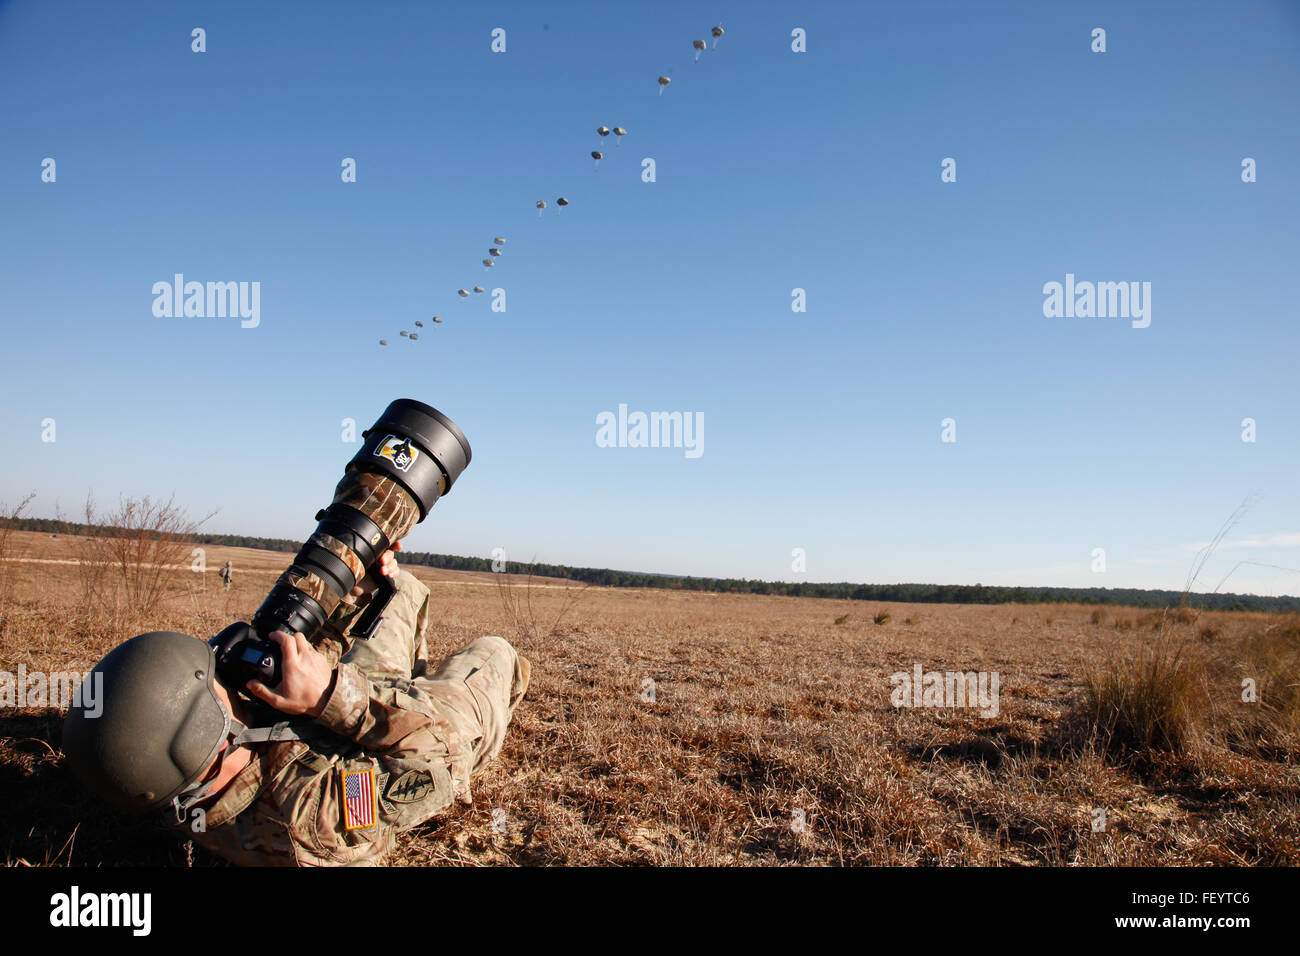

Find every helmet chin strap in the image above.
[171,718,305,821]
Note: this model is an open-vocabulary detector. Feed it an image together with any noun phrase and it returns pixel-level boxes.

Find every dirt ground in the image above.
[1,530,1296,866]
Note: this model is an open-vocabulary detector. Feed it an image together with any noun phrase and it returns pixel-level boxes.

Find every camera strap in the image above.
[171,719,308,820]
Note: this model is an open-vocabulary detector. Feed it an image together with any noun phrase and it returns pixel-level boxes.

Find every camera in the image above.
[209,399,470,695]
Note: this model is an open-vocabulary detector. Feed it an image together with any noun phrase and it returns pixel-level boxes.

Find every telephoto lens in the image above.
[210,399,470,693]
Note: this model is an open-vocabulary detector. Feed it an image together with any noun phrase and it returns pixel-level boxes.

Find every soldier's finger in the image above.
[270,629,299,667]
[244,679,283,707]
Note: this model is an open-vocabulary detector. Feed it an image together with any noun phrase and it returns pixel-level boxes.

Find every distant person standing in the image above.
[218,561,233,592]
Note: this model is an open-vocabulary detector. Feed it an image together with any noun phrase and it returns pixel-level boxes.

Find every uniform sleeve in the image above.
[311,664,471,828]
[311,576,477,822]
[315,661,456,756]
[310,598,364,667]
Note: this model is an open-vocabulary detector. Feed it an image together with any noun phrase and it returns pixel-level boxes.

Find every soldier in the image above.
[218,560,233,591]
[62,545,530,866]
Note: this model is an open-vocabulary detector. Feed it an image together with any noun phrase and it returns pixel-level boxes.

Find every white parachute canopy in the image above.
[493,236,506,246]
[693,39,706,62]
[433,316,443,323]
[415,320,424,327]
[657,75,671,97]
[613,126,626,146]
[379,339,388,346]
[473,285,485,294]
[458,289,469,298]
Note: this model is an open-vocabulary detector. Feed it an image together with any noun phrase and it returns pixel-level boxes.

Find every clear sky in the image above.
[2,0,1297,595]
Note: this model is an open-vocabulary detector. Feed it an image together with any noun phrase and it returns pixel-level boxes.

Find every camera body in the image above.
[209,399,471,697]
[211,622,282,687]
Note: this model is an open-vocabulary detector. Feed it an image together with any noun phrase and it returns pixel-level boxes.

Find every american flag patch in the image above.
[342,768,376,830]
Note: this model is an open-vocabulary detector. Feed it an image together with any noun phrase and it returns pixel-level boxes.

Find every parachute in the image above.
[400,330,408,337]
[367,22,733,353]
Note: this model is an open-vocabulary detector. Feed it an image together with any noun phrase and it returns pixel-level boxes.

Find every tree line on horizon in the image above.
[9,515,1298,613]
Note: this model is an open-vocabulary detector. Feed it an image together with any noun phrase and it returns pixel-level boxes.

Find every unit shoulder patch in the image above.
[385,769,434,804]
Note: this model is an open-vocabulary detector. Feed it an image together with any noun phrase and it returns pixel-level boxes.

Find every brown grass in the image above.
[0,493,37,618]
[1,530,1297,866]
[1072,631,1204,757]
[64,494,214,622]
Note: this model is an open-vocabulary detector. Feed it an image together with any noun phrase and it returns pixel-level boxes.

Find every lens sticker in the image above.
[374,435,419,473]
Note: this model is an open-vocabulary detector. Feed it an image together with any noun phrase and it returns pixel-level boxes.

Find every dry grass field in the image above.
[1,529,1297,866]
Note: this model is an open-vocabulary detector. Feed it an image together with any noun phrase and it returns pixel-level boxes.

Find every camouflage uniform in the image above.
[173,569,529,866]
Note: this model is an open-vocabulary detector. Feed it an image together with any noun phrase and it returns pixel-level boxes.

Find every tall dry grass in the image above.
[493,565,591,645]
[66,493,213,624]
[1074,630,1205,757]
[1226,616,1300,755]
[0,492,37,618]
[1070,498,1300,763]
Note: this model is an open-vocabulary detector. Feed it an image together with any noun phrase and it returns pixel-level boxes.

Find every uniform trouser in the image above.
[337,571,529,787]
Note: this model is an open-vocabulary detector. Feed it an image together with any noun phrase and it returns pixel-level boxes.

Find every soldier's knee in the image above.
[474,634,514,655]
[395,568,430,602]
[473,636,527,706]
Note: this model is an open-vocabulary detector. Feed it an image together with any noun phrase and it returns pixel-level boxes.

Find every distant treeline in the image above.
[9,516,1299,613]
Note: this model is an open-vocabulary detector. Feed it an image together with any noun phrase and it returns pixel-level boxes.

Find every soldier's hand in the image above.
[377,540,401,579]
[245,630,336,718]
[341,541,402,607]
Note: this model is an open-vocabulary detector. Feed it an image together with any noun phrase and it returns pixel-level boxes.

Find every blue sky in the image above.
[2,0,1297,594]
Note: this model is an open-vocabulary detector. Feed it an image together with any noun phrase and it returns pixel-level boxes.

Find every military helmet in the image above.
[62,631,233,813]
